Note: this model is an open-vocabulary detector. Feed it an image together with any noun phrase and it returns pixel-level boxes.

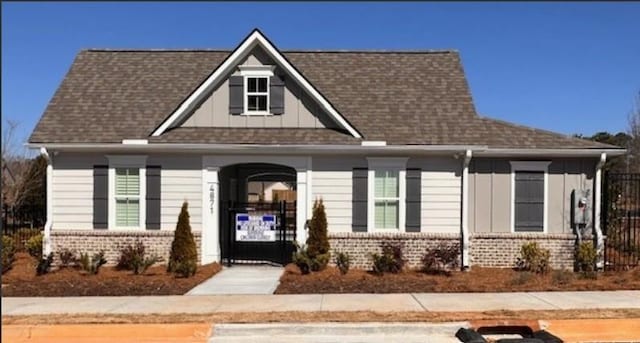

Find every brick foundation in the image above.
[328,232,577,270]
[470,233,576,270]
[328,232,460,269]
[50,230,202,265]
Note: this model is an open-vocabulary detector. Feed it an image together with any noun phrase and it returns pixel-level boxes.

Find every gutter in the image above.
[594,152,607,270]
[40,147,53,256]
[27,143,625,157]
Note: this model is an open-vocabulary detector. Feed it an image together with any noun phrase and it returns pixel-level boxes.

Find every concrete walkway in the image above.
[187,265,283,295]
[3,291,640,316]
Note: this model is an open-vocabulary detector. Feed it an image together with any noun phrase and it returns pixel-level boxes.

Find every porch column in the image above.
[594,152,606,270]
[201,166,220,264]
[461,149,472,270]
[296,163,311,246]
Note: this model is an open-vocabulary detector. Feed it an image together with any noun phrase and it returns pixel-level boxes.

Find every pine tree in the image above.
[167,201,198,276]
[306,198,330,271]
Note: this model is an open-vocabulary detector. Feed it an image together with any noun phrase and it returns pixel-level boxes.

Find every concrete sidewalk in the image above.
[187,265,283,295]
[3,291,640,316]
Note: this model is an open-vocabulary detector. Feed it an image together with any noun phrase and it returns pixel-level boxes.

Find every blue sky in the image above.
[2,2,639,148]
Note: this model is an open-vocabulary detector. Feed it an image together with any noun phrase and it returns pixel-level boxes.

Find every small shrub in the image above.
[167,202,198,277]
[58,249,76,268]
[25,233,43,259]
[422,243,460,275]
[117,241,146,270]
[510,271,534,286]
[36,252,54,276]
[516,242,550,274]
[551,269,574,286]
[11,228,41,248]
[370,241,405,275]
[576,241,597,276]
[335,251,350,275]
[173,260,197,278]
[292,244,312,275]
[1,235,17,274]
[79,251,107,275]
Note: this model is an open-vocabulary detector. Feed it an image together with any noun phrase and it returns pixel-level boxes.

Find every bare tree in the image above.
[2,119,32,209]
[628,92,640,173]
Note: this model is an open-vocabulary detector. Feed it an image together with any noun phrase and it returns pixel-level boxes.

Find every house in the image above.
[28,29,625,269]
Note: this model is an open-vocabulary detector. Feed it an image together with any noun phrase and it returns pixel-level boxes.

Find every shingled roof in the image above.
[29,47,612,149]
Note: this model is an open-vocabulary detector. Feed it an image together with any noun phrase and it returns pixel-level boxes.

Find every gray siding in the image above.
[182,47,338,129]
[468,158,596,234]
[51,153,202,231]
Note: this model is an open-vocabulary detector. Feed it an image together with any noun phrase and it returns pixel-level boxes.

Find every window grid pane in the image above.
[116,198,139,227]
[115,168,139,196]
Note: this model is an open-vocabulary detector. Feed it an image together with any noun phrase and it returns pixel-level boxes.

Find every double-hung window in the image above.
[115,168,140,227]
[367,158,407,231]
[107,155,146,229]
[374,170,400,229]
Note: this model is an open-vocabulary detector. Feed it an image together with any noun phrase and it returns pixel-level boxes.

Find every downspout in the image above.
[594,152,606,270]
[461,149,473,270]
[40,147,53,256]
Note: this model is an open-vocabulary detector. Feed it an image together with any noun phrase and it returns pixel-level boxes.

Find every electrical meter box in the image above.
[571,189,592,227]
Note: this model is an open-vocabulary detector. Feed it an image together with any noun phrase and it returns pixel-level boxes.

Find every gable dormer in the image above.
[153,29,361,137]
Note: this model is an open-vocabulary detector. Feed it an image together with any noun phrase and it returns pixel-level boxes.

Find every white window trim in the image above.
[107,155,147,230]
[367,157,407,232]
[510,161,551,234]
[240,65,274,116]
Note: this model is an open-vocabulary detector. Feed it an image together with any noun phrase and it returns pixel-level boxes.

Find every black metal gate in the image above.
[221,200,296,266]
[603,173,640,270]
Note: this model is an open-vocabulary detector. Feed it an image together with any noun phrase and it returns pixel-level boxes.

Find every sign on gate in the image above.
[235,213,277,241]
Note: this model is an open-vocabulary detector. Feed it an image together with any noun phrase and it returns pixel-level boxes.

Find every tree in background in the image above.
[576,131,632,172]
[627,91,640,173]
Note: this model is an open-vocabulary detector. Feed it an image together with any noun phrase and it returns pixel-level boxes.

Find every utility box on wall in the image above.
[571,189,592,227]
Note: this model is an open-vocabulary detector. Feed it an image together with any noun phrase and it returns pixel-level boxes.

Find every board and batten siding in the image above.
[181,47,338,129]
[468,158,596,234]
[51,153,202,231]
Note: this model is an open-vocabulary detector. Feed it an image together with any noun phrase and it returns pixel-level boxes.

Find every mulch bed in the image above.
[1,253,222,297]
[275,264,640,294]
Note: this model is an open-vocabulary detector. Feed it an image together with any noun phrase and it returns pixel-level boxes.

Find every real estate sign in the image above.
[235,213,277,241]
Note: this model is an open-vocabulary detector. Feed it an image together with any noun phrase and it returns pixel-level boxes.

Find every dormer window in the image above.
[246,77,269,113]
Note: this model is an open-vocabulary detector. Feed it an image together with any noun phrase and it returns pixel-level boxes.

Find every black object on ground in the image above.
[455,327,563,343]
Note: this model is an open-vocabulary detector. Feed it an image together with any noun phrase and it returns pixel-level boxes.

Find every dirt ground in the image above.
[1,253,222,296]
[3,309,640,325]
[276,264,640,294]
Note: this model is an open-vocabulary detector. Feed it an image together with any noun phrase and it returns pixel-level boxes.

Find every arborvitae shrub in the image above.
[305,198,330,271]
[167,202,198,277]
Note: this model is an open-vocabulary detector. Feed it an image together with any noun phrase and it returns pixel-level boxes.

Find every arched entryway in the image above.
[218,163,297,265]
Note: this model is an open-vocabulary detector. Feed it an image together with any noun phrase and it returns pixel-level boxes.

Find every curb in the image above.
[1,323,212,343]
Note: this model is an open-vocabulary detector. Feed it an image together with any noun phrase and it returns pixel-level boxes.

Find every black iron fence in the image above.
[1,204,45,251]
[602,173,640,270]
[221,200,296,266]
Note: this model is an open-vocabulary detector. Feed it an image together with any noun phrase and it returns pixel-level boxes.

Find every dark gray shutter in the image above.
[229,76,244,115]
[352,168,368,232]
[270,75,285,115]
[514,171,544,232]
[405,168,421,232]
[93,165,108,229]
[146,166,161,230]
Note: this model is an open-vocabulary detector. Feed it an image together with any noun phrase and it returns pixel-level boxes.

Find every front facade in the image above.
[30,30,624,270]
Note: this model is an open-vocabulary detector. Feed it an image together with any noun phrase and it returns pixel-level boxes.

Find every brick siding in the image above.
[50,230,201,265]
[470,232,576,270]
[328,232,460,269]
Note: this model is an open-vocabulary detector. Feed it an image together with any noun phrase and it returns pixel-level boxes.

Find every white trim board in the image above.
[151,29,362,139]
[509,161,551,234]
